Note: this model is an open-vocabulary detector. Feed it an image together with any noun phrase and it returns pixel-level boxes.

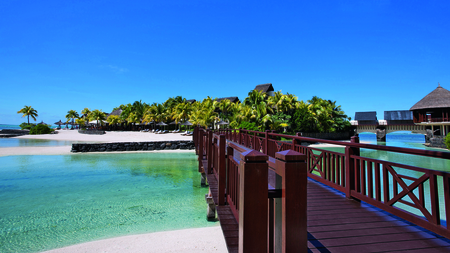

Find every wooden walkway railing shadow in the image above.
[193,127,450,253]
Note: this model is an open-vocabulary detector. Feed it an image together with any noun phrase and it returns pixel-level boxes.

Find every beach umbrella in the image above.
[169,120,180,131]
[156,122,168,130]
[180,121,193,126]
[54,120,64,128]
[215,120,229,129]
[180,120,193,131]
[215,120,229,125]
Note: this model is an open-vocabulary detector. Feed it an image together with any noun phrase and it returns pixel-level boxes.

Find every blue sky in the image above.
[1,0,449,125]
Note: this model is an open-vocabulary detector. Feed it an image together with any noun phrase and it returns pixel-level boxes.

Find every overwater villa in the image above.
[410,84,450,137]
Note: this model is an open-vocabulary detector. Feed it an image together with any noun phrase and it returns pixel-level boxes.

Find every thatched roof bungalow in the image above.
[410,84,450,136]
[215,96,240,103]
[254,83,274,96]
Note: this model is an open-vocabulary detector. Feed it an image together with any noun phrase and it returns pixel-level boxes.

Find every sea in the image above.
[0,124,57,130]
[0,124,21,130]
[0,152,214,253]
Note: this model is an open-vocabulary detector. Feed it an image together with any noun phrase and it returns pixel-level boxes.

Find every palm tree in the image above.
[107,115,122,130]
[143,103,167,129]
[126,112,140,130]
[89,109,106,127]
[75,118,86,128]
[17,105,38,124]
[172,102,192,130]
[81,108,91,118]
[66,110,80,128]
[217,99,232,122]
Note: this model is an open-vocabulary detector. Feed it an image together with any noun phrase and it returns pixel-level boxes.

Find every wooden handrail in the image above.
[212,127,450,239]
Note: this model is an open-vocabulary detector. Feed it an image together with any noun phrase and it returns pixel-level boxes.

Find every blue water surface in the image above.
[0,152,213,253]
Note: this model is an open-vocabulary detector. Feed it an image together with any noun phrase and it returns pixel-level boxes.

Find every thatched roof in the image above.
[186,99,196,103]
[216,96,239,103]
[410,84,450,110]
[355,111,377,121]
[384,110,413,121]
[254,83,274,93]
[109,109,122,116]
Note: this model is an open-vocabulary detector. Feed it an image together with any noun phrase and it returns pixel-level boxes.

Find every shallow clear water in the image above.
[0,124,21,130]
[318,133,450,171]
[0,152,213,253]
[0,138,75,148]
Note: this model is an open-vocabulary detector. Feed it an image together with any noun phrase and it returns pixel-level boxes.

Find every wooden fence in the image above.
[194,127,450,252]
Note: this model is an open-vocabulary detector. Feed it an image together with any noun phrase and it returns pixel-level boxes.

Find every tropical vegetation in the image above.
[107,91,351,134]
[445,133,450,150]
[41,90,351,135]
[29,124,53,135]
[17,105,38,125]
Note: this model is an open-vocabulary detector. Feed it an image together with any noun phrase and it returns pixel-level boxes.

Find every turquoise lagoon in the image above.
[0,152,213,253]
[0,138,75,148]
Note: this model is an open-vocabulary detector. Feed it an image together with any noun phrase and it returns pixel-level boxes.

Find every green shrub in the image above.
[29,124,53,135]
[238,121,260,131]
[19,122,36,130]
[445,133,450,150]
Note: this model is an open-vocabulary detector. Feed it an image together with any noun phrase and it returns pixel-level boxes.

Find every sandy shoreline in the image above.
[0,130,195,157]
[0,130,228,252]
[42,226,227,253]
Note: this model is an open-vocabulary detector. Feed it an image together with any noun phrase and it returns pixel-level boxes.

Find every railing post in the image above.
[345,136,360,199]
[218,134,226,205]
[207,130,213,174]
[239,150,268,253]
[193,127,197,153]
[198,129,203,172]
[275,150,308,253]
[265,130,270,155]
[238,128,242,144]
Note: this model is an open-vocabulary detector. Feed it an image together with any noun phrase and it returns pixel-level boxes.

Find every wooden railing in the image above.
[195,127,308,252]
[212,128,450,240]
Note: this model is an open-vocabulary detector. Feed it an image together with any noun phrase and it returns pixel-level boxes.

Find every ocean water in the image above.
[0,124,57,130]
[317,133,449,171]
[0,124,21,130]
[0,152,213,253]
[0,138,75,148]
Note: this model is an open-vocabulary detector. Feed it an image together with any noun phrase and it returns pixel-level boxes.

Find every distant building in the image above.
[384,110,413,125]
[254,83,274,96]
[108,108,122,117]
[410,84,450,136]
[215,97,240,103]
[354,111,377,125]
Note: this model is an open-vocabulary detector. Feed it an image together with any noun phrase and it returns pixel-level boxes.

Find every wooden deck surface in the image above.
[307,179,450,252]
[201,159,450,252]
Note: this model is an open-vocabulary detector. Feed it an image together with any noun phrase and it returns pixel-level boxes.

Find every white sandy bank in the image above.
[41,226,227,253]
[0,130,195,156]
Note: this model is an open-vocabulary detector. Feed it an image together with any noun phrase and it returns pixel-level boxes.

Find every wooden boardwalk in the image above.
[307,179,450,252]
[204,166,450,252]
[195,128,450,252]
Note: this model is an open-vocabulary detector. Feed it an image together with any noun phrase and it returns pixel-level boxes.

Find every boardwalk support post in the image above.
[206,190,216,221]
[218,134,226,206]
[239,150,268,253]
[345,135,360,199]
[275,149,308,253]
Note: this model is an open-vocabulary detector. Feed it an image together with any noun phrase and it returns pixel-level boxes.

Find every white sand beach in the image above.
[1,130,228,253]
[0,130,195,156]
[42,226,227,253]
